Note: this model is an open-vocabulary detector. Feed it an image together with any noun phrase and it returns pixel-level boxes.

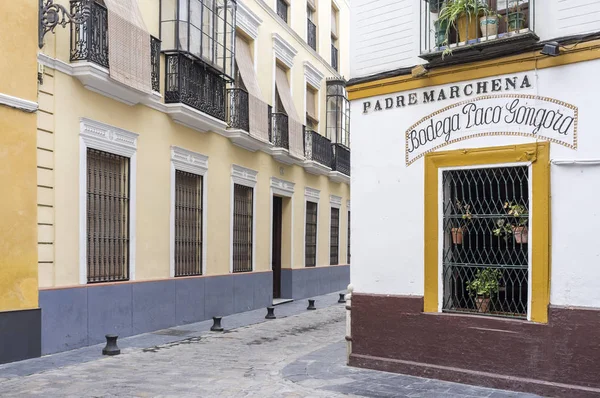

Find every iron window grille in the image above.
[307,18,317,50]
[151,36,161,92]
[86,148,130,283]
[233,184,253,273]
[70,0,109,68]
[305,202,318,267]
[160,0,237,80]
[304,128,333,168]
[419,0,537,60]
[442,166,530,319]
[227,87,249,131]
[277,0,288,23]
[330,208,340,265]
[347,211,351,264]
[331,44,338,71]
[270,112,289,149]
[175,170,203,277]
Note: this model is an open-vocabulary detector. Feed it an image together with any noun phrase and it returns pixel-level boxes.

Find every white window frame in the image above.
[437,162,533,320]
[329,195,342,265]
[304,62,324,130]
[79,118,138,285]
[170,146,209,278]
[304,187,321,267]
[269,177,295,271]
[231,164,258,273]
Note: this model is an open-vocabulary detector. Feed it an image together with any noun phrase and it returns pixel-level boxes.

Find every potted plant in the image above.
[466,268,501,313]
[480,8,500,37]
[493,201,529,244]
[438,0,489,46]
[507,0,527,32]
[451,200,472,245]
[426,0,445,13]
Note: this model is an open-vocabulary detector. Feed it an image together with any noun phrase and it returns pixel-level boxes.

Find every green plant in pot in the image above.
[493,201,529,244]
[466,268,501,313]
[438,0,489,56]
[507,0,527,32]
[451,200,472,245]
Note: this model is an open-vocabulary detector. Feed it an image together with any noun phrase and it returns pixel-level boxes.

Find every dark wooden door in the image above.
[272,196,283,298]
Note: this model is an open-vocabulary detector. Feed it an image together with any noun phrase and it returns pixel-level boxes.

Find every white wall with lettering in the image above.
[350,59,600,309]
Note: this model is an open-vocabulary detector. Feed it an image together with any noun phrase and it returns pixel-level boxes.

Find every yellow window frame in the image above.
[424,142,550,323]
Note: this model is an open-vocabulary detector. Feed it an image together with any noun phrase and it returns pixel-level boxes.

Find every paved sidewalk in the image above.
[0,291,539,397]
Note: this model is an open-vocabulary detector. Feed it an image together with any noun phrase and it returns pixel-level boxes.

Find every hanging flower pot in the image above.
[513,226,528,244]
[451,227,465,245]
[480,15,499,37]
[475,295,491,313]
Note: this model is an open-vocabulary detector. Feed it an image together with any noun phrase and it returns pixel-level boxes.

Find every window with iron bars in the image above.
[86,149,130,283]
[442,166,529,319]
[233,184,253,273]
[175,170,203,277]
[330,208,339,265]
[277,0,288,23]
[347,210,351,264]
[305,202,318,267]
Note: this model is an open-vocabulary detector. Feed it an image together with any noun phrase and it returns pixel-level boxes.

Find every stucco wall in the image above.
[350,59,600,308]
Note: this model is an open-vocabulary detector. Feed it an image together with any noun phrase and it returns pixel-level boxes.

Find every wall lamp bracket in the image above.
[540,41,561,57]
[39,0,92,49]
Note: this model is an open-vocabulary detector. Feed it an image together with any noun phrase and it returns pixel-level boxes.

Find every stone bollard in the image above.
[265,307,276,319]
[307,299,316,310]
[102,334,120,356]
[338,293,346,303]
[211,316,224,332]
[345,284,354,365]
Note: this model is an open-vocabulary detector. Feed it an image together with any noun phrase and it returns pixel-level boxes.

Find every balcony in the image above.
[68,0,160,105]
[420,0,538,63]
[307,19,317,51]
[225,88,271,151]
[270,112,289,150]
[331,44,339,71]
[330,143,350,183]
[303,128,333,175]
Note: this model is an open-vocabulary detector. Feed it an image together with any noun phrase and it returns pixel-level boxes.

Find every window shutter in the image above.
[235,36,262,98]
[306,87,318,122]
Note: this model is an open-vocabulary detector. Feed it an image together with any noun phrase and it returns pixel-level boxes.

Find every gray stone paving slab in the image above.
[0,290,542,397]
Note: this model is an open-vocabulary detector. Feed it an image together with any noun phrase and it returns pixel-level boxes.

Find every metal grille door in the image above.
[86,149,130,283]
[305,202,318,267]
[175,170,203,277]
[233,184,253,273]
[442,166,529,319]
[330,208,339,265]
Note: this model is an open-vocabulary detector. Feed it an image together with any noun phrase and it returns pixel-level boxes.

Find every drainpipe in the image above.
[345,283,354,365]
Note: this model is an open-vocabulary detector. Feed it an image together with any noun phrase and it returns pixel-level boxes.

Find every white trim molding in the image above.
[273,33,298,68]
[330,195,342,209]
[230,164,258,273]
[79,118,139,285]
[170,147,209,278]
[305,187,321,203]
[304,61,325,89]
[0,92,38,113]
[237,1,262,40]
[271,177,295,197]
[347,200,351,210]
[329,171,351,185]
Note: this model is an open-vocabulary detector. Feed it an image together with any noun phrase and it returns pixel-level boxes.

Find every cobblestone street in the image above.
[0,293,538,397]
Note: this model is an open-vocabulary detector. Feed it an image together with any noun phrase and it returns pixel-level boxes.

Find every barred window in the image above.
[175,170,203,277]
[305,202,318,267]
[233,184,253,273]
[442,166,529,319]
[347,210,351,264]
[86,149,130,283]
[277,0,288,23]
[330,208,339,265]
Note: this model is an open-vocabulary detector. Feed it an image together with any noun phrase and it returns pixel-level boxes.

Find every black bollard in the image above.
[211,316,224,332]
[265,307,276,319]
[338,293,346,303]
[307,299,316,310]
[102,334,120,356]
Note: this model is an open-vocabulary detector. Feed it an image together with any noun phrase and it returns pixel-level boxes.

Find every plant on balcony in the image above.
[493,201,529,244]
[466,268,501,313]
[507,0,527,32]
[426,0,444,13]
[451,200,472,245]
[438,0,489,56]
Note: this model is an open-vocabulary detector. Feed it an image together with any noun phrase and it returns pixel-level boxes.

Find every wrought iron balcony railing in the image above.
[151,36,161,92]
[270,112,289,150]
[307,19,317,51]
[420,0,537,61]
[70,0,109,68]
[331,44,339,71]
[227,88,250,132]
[304,128,333,168]
[164,53,227,122]
[331,143,350,176]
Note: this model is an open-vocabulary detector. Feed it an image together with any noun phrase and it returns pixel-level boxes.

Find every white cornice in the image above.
[80,118,138,157]
[236,1,262,40]
[171,146,209,175]
[304,61,325,89]
[305,187,321,202]
[273,33,297,68]
[256,0,342,77]
[347,200,350,210]
[232,164,258,187]
[0,93,38,113]
[271,177,295,197]
[330,195,342,208]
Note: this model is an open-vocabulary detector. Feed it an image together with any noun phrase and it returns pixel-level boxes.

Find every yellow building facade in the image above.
[32,0,351,356]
